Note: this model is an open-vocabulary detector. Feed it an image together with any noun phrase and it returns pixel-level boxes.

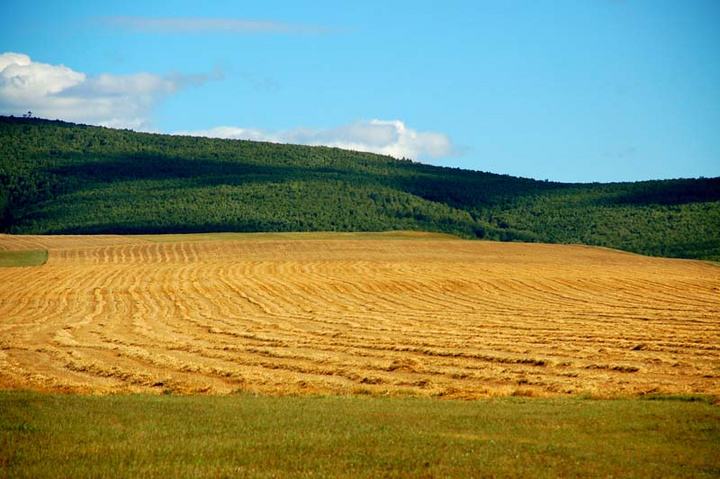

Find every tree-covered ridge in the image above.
[1,116,719,259]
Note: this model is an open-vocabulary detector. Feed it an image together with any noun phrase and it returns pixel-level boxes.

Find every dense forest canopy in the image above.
[1,116,719,260]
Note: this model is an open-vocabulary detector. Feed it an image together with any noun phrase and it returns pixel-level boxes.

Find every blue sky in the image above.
[1,0,718,182]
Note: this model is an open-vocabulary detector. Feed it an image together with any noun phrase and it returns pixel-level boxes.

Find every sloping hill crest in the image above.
[1,116,718,259]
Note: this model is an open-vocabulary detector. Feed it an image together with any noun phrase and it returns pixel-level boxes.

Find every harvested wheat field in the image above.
[0,231,718,398]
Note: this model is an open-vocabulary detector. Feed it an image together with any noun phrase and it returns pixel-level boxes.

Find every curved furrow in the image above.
[2,235,719,397]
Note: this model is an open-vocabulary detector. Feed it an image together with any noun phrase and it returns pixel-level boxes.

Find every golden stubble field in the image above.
[0,231,718,398]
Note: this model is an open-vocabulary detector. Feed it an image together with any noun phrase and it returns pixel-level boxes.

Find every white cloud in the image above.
[176,120,455,160]
[0,52,215,129]
[101,16,328,35]
[0,52,454,160]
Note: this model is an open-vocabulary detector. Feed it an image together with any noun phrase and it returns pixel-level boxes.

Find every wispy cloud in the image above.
[176,120,456,161]
[0,52,219,129]
[101,16,329,35]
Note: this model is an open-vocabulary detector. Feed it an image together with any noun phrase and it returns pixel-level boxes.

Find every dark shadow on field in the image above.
[608,178,720,206]
[47,154,347,186]
[43,152,568,210]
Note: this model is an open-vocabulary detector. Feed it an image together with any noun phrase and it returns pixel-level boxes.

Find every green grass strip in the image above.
[1,392,718,478]
[0,250,47,267]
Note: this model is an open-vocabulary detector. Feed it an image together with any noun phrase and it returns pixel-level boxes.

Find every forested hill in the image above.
[1,116,719,260]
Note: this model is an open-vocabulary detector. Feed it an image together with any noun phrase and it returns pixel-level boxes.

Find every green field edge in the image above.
[1,387,716,404]
[0,249,48,267]
[2,391,719,478]
[0,388,716,402]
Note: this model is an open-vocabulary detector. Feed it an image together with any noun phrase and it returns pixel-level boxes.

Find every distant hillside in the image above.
[1,116,719,260]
